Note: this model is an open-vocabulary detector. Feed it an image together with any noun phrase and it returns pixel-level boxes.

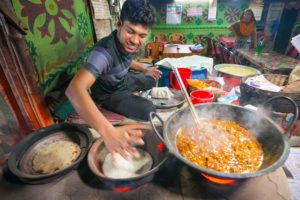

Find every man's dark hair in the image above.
[120,0,156,26]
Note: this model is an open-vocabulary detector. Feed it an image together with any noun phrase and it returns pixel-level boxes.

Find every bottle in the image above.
[246,39,251,50]
[256,40,263,56]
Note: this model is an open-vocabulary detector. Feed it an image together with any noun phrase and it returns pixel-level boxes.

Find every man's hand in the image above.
[100,124,152,161]
[281,81,300,93]
[144,66,162,80]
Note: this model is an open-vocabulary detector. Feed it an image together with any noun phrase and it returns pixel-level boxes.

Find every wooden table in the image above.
[236,48,300,71]
[162,44,204,59]
[219,36,235,49]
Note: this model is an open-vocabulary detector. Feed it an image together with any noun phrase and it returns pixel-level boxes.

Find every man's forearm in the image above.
[130,60,148,73]
[67,86,113,133]
[65,69,115,138]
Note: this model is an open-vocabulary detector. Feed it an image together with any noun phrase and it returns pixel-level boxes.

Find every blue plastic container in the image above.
[191,67,207,80]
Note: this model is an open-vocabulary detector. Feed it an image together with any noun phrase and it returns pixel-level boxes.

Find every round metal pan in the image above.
[141,88,185,109]
[7,123,93,184]
[214,64,261,79]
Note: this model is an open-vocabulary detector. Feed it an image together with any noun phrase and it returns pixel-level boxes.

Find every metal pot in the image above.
[150,97,296,180]
[87,128,168,191]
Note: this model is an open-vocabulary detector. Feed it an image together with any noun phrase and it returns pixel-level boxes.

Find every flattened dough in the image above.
[32,140,81,174]
[103,150,152,179]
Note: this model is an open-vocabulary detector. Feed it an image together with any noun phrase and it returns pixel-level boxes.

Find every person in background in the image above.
[66,0,161,160]
[228,8,257,51]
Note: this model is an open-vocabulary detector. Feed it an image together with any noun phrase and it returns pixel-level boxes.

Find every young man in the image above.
[66,0,160,159]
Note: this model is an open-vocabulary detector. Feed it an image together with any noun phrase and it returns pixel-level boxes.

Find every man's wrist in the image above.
[141,65,148,73]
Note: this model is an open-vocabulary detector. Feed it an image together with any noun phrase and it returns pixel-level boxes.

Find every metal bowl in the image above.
[87,129,168,191]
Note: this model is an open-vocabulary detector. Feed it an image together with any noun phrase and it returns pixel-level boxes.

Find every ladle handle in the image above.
[149,112,168,148]
[262,96,299,138]
[172,66,201,124]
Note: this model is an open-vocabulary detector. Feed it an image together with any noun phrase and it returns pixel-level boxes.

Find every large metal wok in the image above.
[150,98,297,180]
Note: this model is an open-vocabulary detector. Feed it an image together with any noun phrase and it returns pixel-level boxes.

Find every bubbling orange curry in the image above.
[176,119,263,174]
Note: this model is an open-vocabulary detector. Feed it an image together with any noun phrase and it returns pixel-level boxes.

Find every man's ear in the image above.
[117,21,122,29]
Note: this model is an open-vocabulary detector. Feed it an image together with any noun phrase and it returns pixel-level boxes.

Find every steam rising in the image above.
[175,103,272,141]
[173,104,265,173]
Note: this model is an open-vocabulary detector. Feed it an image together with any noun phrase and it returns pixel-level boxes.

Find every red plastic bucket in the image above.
[169,68,192,90]
[190,90,214,104]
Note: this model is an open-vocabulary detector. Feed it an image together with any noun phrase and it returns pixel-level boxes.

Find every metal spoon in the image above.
[171,66,201,124]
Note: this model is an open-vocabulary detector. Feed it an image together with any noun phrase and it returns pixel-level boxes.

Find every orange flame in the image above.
[201,173,236,185]
[113,186,134,192]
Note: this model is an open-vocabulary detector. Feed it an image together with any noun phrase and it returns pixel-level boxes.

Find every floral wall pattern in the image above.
[20,0,76,44]
[12,0,95,118]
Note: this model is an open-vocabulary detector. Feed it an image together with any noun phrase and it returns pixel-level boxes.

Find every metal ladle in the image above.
[171,66,201,124]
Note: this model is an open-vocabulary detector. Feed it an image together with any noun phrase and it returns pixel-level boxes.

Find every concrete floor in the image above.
[0,157,291,200]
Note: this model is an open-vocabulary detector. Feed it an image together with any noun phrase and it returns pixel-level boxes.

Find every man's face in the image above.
[117,20,149,53]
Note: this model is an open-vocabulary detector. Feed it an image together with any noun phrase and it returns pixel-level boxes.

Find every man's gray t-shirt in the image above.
[84,30,136,101]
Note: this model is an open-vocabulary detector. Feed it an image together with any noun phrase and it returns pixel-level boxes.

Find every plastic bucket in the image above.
[170,68,192,90]
[190,90,214,104]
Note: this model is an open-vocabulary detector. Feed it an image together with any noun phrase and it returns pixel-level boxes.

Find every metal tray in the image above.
[141,88,185,109]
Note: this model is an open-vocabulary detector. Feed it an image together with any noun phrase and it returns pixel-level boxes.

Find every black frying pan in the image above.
[7,123,93,184]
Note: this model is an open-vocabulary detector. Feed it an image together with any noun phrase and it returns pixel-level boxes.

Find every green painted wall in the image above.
[12,0,94,92]
[149,1,250,43]
[12,0,95,117]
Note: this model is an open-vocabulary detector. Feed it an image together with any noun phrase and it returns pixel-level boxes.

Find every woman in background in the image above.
[229,9,257,51]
